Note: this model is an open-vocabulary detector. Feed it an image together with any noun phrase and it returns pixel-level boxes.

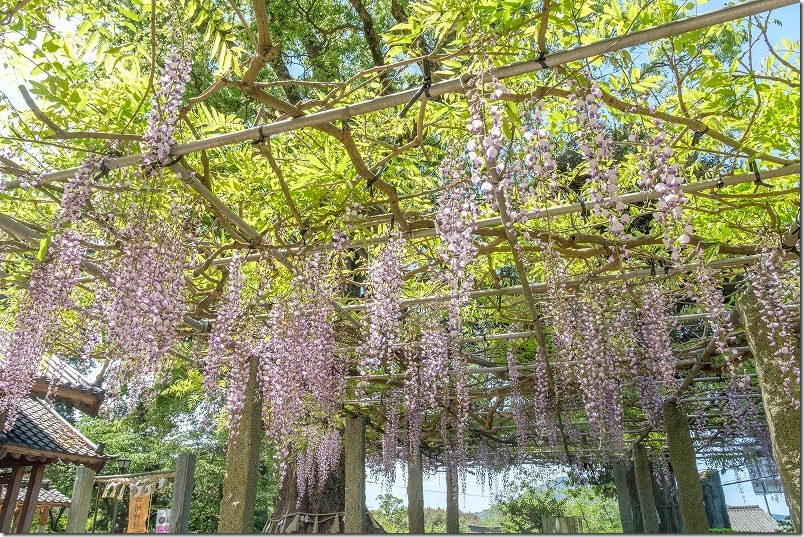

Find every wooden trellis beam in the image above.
[333,252,795,313]
[8,0,794,190]
[207,163,800,267]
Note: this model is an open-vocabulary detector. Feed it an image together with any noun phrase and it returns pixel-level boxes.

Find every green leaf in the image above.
[36,233,52,262]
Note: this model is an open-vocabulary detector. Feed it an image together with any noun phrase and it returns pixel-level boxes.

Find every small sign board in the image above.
[155,509,171,533]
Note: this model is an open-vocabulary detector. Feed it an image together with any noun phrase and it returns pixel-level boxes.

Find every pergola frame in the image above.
[0,0,800,531]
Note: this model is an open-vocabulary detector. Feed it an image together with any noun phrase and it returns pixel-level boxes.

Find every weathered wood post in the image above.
[446,458,459,534]
[169,453,196,533]
[0,465,25,532]
[407,448,425,534]
[344,414,367,533]
[15,463,46,533]
[218,357,263,533]
[65,465,96,533]
[699,470,730,529]
[633,444,660,533]
[737,292,801,532]
[612,458,637,533]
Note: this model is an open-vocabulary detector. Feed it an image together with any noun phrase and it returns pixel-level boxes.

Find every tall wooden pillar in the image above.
[663,400,709,532]
[633,444,660,533]
[0,466,25,532]
[700,470,730,529]
[445,459,459,534]
[218,357,263,533]
[407,449,425,534]
[737,292,801,532]
[15,463,46,533]
[344,414,367,533]
[169,453,196,533]
[65,465,96,533]
[612,458,637,533]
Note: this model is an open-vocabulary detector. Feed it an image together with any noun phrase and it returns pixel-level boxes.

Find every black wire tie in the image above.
[535,51,549,70]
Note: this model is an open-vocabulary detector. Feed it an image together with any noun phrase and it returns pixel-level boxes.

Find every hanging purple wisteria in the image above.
[434,171,479,336]
[142,26,193,171]
[261,253,344,481]
[357,236,405,377]
[99,205,196,405]
[0,154,103,428]
[749,246,800,408]
[568,76,629,237]
[633,120,691,261]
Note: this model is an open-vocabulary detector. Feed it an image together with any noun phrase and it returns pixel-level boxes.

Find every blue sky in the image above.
[365,463,792,517]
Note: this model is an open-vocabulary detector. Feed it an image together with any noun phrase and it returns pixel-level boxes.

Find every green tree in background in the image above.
[563,485,623,533]
[492,484,568,533]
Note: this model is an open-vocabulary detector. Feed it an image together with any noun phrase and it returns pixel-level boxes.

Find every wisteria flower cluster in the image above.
[633,120,691,261]
[205,253,265,432]
[381,398,401,484]
[295,425,341,504]
[749,246,800,408]
[357,236,405,376]
[99,205,194,405]
[464,77,507,201]
[434,172,479,336]
[0,228,83,429]
[261,253,344,482]
[568,77,629,236]
[57,155,103,228]
[141,27,193,171]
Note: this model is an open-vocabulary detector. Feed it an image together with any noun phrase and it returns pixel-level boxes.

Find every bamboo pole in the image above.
[16,0,795,189]
[207,164,800,267]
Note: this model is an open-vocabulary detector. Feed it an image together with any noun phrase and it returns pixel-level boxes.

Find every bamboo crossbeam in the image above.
[11,0,794,190]
[334,253,791,313]
[208,164,800,267]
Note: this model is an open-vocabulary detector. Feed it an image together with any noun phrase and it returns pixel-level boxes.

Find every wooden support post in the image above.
[633,444,660,533]
[38,505,50,533]
[663,400,709,532]
[218,357,263,533]
[446,459,459,534]
[169,453,196,533]
[737,292,801,532]
[65,465,96,533]
[344,414,367,533]
[651,462,682,533]
[612,459,637,533]
[15,463,46,533]
[699,470,730,529]
[0,466,24,532]
[407,449,425,534]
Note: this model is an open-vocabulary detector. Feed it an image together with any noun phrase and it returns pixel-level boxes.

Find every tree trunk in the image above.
[663,400,709,533]
[345,414,367,534]
[737,292,801,532]
[269,456,347,533]
[633,444,660,533]
[267,425,380,533]
[218,356,263,533]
